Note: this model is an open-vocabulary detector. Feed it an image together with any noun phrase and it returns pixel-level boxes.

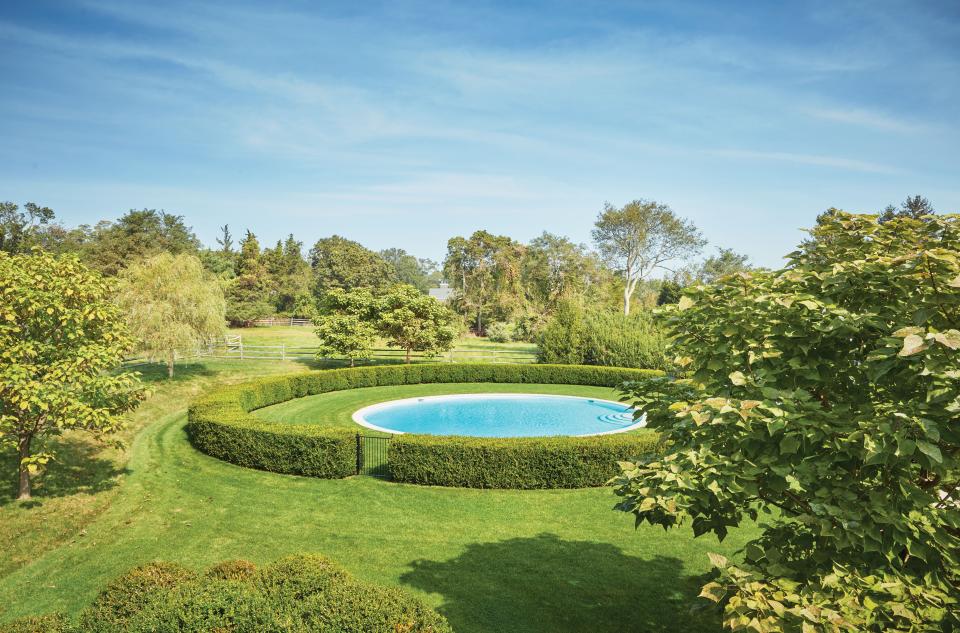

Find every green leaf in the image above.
[779,435,800,454]
[898,334,926,357]
[729,371,747,386]
[916,441,942,463]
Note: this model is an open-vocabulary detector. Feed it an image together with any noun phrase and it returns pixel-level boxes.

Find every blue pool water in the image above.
[352,394,643,438]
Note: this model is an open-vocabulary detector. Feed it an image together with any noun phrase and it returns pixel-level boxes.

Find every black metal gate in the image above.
[357,434,391,478]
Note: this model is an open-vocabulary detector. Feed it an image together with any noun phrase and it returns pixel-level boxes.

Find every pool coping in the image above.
[351,392,648,437]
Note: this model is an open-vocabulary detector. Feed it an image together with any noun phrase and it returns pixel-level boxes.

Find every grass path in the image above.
[1,365,759,632]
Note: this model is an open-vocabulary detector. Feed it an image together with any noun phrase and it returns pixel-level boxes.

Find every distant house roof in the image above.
[428,281,453,302]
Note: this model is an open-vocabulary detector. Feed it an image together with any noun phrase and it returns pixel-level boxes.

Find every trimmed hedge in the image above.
[3,555,451,633]
[187,363,663,486]
[390,432,661,489]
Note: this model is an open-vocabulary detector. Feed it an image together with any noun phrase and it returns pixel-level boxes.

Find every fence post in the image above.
[240,341,244,360]
[356,433,362,475]
[281,344,286,361]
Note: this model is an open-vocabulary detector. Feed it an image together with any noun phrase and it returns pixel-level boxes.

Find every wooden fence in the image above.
[199,342,537,364]
[124,338,537,367]
[246,317,312,327]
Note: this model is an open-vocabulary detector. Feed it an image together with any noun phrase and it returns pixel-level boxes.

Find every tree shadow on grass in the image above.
[400,533,719,633]
[0,436,126,507]
[131,361,217,384]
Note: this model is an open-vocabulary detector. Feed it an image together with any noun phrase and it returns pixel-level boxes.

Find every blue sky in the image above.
[1,0,958,268]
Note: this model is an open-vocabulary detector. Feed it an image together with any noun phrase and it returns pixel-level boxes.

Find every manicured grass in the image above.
[0,409,757,632]
[1,361,758,632]
[227,325,320,347]
[252,382,624,431]
[0,359,313,579]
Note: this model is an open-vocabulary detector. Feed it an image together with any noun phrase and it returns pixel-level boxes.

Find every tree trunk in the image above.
[350,358,355,368]
[17,434,33,501]
[623,286,632,315]
[405,348,411,364]
[167,350,175,379]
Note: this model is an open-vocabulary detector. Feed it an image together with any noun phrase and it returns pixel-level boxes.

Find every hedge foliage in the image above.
[187,363,663,486]
[390,431,660,489]
[2,555,451,633]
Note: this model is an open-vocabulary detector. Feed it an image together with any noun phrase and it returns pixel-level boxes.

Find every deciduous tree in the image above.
[614,212,960,631]
[0,201,55,254]
[378,284,459,363]
[0,250,144,500]
[309,236,396,296]
[116,252,226,378]
[592,200,704,315]
[443,231,525,332]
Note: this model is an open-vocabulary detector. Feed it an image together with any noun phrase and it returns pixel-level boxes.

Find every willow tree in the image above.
[592,200,704,315]
[116,252,226,378]
[0,250,144,500]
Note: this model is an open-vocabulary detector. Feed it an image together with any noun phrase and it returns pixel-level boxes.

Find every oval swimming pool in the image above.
[352,393,644,438]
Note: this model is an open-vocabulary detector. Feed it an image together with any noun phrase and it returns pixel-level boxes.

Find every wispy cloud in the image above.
[802,106,929,134]
[705,148,902,175]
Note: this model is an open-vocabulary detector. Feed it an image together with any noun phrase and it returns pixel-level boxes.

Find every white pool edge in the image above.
[351,392,648,437]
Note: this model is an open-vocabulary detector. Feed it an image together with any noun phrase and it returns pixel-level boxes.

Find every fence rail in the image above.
[246,317,312,327]
[124,341,538,367]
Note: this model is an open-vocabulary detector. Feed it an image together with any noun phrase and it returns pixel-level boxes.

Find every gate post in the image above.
[356,433,362,475]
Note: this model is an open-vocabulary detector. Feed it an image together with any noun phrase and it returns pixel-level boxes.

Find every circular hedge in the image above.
[186,363,663,488]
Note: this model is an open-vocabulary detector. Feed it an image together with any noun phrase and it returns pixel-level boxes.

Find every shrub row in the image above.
[390,431,661,489]
[1,555,451,633]
[187,363,663,484]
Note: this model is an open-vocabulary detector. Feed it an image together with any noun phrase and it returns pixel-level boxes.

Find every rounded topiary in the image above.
[69,555,452,633]
[124,580,276,632]
[0,614,72,633]
[206,558,257,581]
[78,561,197,632]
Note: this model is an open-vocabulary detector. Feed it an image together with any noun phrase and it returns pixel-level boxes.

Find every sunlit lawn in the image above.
[0,355,756,632]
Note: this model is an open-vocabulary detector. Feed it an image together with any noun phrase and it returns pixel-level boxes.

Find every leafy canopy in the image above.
[378,284,459,361]
[614,212,960,631]
[0,250,145,500]
[309,235,396,296]
[116,252,226,377]
[592,200,704,315]
[313,284,459,363]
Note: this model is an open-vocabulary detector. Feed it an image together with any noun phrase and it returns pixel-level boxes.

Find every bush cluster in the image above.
[2,555,450,633]
[390,431,660,489]
[539,302,671,371]
[187,363,663,483]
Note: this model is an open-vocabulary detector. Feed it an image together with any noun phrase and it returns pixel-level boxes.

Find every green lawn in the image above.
[0,360,758,632]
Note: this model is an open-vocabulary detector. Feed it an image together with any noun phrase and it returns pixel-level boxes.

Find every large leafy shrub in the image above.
[538,300,670,370]
[187,363,662,485]
[612,212,960,631]
[390,431,661,489]
[5,555,451,633]
[484,321,516,343]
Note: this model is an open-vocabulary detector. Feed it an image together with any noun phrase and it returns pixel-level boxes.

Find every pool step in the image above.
[597,411,636,426]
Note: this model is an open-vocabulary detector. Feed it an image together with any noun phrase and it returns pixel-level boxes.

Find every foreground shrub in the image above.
[78,561,197,632]
[390,431,661,488]
[187,363,663,484]
[613,212,960,631]
[0,614,71,633]
[4,555,452,633]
